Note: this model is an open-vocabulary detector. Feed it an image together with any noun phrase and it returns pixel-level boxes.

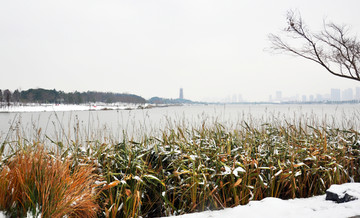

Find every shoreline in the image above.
[0,102,358,113]
[0,103,179,113]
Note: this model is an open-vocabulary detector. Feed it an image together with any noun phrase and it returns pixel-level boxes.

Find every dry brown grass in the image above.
[0,145,100,217]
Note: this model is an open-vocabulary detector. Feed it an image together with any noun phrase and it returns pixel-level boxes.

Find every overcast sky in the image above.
[1,0,360,102]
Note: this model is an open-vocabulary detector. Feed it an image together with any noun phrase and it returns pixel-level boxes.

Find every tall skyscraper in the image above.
[179,88,184,99]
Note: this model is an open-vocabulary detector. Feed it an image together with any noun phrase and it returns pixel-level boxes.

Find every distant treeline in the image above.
[148,96,194,104]
[0,88,146,105]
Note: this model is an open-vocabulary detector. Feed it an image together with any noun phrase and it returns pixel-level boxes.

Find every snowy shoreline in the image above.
[0,103,159,113]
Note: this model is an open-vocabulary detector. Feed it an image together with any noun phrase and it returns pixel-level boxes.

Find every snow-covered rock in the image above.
[326,183,360,203]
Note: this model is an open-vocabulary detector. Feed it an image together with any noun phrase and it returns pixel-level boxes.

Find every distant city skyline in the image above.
[268,87,360,103]
[208,86,360,103]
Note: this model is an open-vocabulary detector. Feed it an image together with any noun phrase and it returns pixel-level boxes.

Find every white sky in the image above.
[1,0,360,102]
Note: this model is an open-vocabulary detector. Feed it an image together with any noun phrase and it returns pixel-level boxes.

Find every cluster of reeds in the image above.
[0,145,100,217]
[1,119,360,217]
[150,123,360,213]
[67,121,359,217]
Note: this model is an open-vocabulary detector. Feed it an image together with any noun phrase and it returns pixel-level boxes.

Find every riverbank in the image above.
[0,103,163,113]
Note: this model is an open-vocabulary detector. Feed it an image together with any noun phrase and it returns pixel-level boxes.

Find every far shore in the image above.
[0,103,173,113]
[0,101,359,113]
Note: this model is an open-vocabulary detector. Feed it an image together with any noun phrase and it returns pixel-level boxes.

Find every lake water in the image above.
[0,104,359,143]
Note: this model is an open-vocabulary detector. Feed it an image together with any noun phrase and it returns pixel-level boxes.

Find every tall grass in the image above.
[0,145,100,217]
[0,110,360,217]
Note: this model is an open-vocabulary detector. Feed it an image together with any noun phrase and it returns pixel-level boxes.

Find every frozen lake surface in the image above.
[0,103,359,142]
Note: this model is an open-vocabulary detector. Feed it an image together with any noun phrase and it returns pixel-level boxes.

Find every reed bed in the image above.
[0,114,360,217]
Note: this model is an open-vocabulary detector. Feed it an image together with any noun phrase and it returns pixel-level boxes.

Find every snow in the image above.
[221,166,232,175]
[168,183,360,218]
[232,166,245,177]
[0,103,146,113]
[221,166,246,177]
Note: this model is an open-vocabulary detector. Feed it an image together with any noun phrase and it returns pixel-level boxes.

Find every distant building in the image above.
[331,89,341,101]
[275,91,282,102]
[309,95,314,102]
[356,87,360,100]
[179,88,184,99]
[302,95,307,102]
[238,94,243,102]
[316,94,323,101]
[342,88,353,101]
[269,95,273,102]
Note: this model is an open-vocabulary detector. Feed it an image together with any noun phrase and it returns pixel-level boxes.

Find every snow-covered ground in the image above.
[0,103,147,113]
[168,183,360,218]
[0,183,359,217]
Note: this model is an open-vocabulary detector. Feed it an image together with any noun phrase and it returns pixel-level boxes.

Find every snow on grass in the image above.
[168,183,360,218]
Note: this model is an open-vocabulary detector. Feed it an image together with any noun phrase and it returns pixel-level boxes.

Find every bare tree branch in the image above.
[268,10,360,82]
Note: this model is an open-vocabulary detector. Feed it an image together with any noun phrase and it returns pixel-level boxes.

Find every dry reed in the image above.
[0,145,100,217]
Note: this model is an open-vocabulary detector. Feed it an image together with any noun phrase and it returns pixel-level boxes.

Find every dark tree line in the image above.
[0,88,146,105]
[1,89,12,107]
